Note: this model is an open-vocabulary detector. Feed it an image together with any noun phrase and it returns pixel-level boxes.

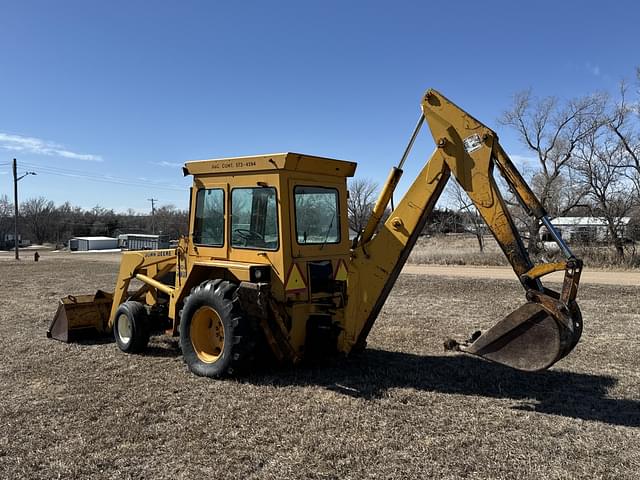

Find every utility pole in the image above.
[12,158,37,260]
[147,197,158,234]
[13,159,18,260]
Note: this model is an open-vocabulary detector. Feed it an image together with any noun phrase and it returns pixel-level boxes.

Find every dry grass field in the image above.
[0,252,639,479]
[408,234,640,269]
[409,234,509,266]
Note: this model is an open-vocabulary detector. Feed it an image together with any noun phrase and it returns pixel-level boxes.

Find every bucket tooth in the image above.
[458,302,578,372]
[47,290,113,342]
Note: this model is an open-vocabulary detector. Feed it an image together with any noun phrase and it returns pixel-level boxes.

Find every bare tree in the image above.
[21,197,55,245]
[446,183,485,251]
[500,90,604,253]
[0,194,13,247]
[574,126,637,260]
[607,75,640,197]
[154,204,189,239]
[82,205,119,236]
[347,178,378,235]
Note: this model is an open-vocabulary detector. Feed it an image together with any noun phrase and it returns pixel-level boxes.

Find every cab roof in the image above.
[183,152,357,178]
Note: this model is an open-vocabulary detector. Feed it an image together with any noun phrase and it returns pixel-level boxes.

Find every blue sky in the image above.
[0,1,637,212]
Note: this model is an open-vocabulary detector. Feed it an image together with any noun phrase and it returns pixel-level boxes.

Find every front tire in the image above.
[113,301,150,353]
[180,279,255,378]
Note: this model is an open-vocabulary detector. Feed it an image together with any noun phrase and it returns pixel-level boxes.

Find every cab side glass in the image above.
[231,187,279,250]
[193,188,224,246]
[294,186,340,244]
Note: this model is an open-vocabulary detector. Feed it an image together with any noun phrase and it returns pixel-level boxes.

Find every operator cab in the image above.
[183,153,356,297]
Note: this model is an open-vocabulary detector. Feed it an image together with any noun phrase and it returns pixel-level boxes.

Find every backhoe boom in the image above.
[342,89,583,371]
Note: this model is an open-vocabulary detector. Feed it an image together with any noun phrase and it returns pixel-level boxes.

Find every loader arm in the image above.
[341,89,583,372]
[47,249,179,343]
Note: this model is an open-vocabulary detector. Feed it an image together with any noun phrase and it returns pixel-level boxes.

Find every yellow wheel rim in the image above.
[190,306,225,363]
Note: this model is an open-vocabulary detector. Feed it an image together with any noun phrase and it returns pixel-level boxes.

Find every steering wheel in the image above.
[233,228,265,242]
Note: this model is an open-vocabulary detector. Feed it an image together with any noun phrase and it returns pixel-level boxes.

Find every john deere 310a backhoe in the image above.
[48,89,583,377]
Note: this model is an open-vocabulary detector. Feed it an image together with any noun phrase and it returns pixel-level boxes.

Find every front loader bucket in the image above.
[454,302,582,372]
[47,290,113,342]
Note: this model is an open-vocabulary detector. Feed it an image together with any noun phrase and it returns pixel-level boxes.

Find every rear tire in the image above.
[113,301,150,353]
[180,279,255,378]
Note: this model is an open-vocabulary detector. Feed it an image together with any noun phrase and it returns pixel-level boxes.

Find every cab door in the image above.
[189,181,228,259]
[289,180,347,259]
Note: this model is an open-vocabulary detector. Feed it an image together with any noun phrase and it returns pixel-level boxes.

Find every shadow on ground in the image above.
[145,336,182,357]
[75,334,180,356]
[100,337,637,427]
[243,349,640,428]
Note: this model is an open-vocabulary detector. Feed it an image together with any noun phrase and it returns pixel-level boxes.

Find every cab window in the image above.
[193,188,225,246]
[294,186,340,244]
[231,187,279,250]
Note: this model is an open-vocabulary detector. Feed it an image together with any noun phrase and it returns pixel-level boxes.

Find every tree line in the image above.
[0,195,188,247]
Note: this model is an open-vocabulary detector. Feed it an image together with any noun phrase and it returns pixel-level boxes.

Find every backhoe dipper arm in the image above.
[342,89,583,372]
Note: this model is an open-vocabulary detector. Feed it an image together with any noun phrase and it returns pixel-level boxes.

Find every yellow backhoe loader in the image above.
[48,89,583,377]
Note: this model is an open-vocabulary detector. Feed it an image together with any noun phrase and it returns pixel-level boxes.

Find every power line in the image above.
[19,161,185,187]
[22,162,141,178]
[18,161,185,191]
[19,161,142,179]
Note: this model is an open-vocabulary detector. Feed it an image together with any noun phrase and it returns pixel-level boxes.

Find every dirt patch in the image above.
[402,264,640,286]
[0,256,638,479]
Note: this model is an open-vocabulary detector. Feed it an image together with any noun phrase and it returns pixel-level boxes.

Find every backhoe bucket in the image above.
[456,302,581,372]
[47,290,113,342]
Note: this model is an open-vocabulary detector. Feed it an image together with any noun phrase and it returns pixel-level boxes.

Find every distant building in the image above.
[2,234,31,249]
[117,233,170,250]
[542,217,631,243]
[70,236,119,251]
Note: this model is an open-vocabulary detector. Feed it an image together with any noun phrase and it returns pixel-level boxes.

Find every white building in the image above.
[117,234,170,250]
[70,236,119,251]
[543,217,631,243]
[2,234,31,248]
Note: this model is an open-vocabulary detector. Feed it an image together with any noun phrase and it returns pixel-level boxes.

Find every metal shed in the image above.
[117,234,170,251]
[72,236,119,251]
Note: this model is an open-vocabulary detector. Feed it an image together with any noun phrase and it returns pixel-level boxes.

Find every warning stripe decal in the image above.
[334,259,348,281]
[285,262,307,293]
